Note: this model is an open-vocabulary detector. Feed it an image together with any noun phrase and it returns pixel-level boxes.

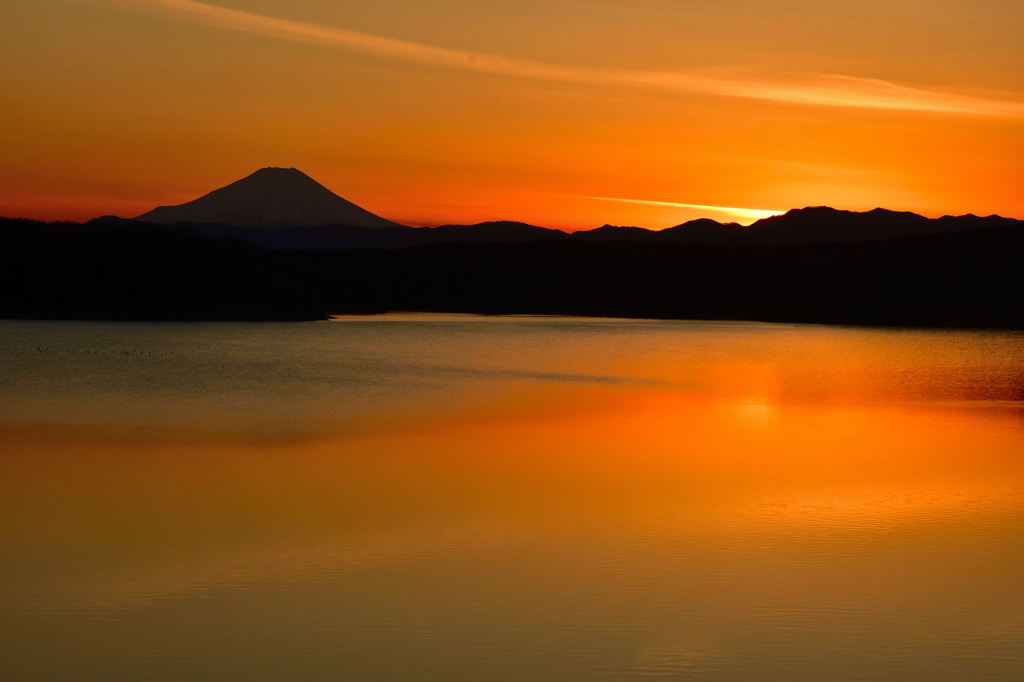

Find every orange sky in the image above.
[2,0,1022,230]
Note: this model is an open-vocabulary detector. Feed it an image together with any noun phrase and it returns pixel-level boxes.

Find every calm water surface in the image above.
[1,316,1022,680]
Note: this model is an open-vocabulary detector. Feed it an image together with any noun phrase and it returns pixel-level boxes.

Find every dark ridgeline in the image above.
[2,167,1022,326]
[3,215,1022,327]
[109,206,1022,251]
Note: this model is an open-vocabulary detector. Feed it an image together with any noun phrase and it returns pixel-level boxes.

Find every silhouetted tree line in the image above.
[2,217,1021,327]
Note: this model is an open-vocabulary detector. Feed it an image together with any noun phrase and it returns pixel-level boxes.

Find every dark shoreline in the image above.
[3,218,1022,329]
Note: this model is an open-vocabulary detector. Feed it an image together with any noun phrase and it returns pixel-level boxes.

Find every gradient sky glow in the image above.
[2,0,1023,229]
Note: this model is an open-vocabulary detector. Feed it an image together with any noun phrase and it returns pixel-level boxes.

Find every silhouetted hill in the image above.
[0,218,322,320]
[570,219,752,245]
[136,167,401,229]
[742,207,935,244]
[578,209,1019,247]
[4,216,1022,327]
[935,213,1022,230]
[570,225,657,242]
[655,218,747,245]
[428,221,568,243]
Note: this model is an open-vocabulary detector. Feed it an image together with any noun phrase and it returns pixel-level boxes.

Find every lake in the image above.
[1,315,1022,681]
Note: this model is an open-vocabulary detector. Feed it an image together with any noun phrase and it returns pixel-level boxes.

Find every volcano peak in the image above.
[136,168,401,229]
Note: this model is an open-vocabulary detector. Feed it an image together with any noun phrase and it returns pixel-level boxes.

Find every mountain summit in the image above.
[136,168,401,229]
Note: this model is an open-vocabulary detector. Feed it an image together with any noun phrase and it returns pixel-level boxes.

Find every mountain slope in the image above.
[136,167,401,229]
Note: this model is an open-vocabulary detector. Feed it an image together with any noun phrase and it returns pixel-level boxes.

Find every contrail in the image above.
[139,0,1024,117]
[582,196,783,223]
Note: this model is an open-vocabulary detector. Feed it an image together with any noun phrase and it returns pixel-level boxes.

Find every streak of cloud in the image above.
[582,196,784,223]
[141,0,1024,118]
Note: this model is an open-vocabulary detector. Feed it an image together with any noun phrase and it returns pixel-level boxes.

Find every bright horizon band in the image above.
[581,196,784,224]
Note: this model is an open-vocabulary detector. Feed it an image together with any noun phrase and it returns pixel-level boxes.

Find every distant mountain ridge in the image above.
[577,207,1022,247]
[108,207,1021,251]
[118,168,1023,249]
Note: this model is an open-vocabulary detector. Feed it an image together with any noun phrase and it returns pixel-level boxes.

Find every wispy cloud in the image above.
[140,0,1024,118]
[582,196,783,224]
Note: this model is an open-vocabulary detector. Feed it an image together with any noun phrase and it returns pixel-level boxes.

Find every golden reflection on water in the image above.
[1,319,1023,680]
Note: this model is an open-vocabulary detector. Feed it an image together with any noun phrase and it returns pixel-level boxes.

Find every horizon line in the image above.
[7,203,1021,230]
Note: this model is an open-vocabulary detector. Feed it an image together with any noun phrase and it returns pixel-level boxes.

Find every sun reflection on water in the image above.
[1,318,1022,681]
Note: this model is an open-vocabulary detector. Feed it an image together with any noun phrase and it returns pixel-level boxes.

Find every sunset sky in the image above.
[2,0,1022,229]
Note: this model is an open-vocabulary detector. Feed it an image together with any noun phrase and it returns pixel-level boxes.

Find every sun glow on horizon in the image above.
[582,197,785,225]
